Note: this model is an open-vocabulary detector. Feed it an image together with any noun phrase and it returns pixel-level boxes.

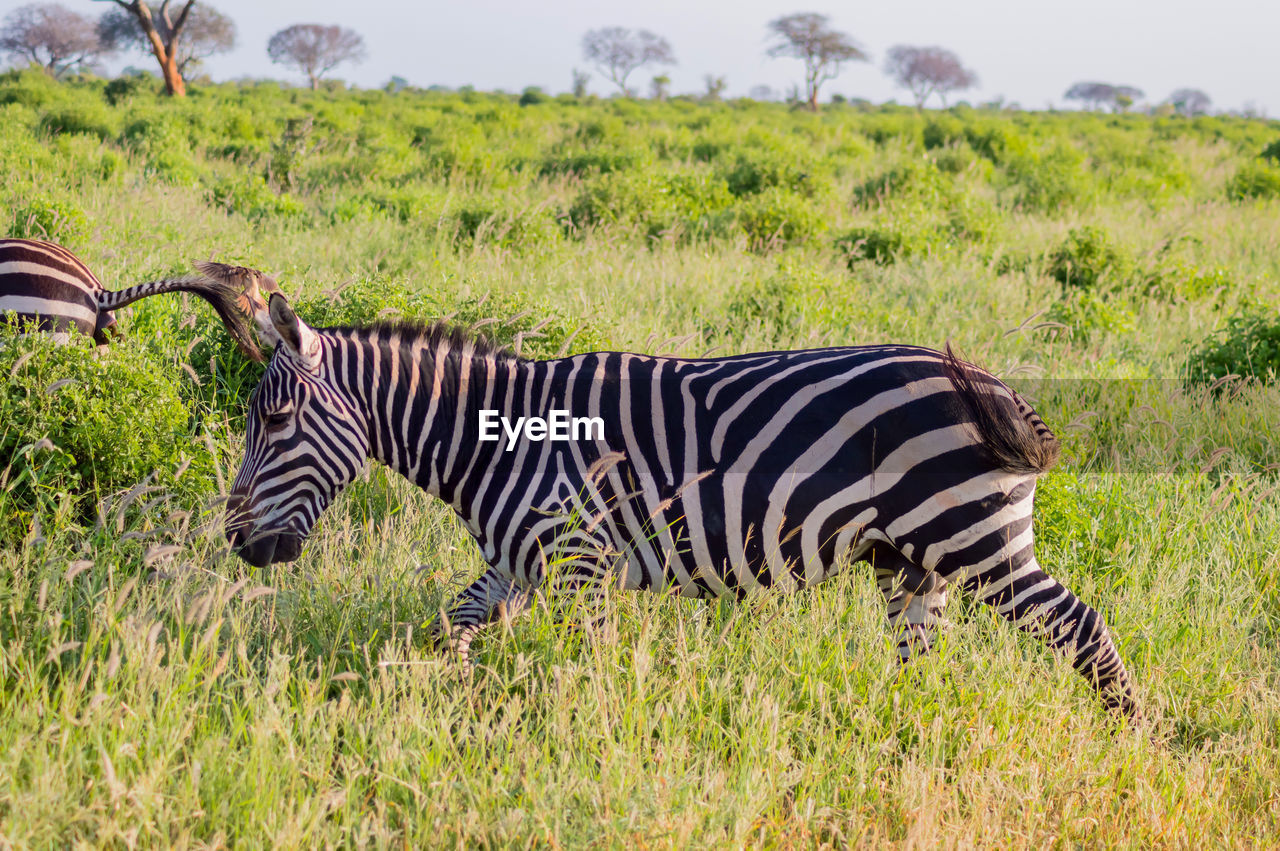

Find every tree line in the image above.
[0,3,1220,115]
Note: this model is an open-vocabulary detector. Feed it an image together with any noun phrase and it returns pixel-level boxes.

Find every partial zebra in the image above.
[0,238,259,354]
[223,291,1138,716]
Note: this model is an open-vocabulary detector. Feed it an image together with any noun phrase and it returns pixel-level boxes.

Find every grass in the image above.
[1,74,1280,846]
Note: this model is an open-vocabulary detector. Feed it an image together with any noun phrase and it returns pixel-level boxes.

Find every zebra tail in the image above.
[97,275,264,362]
[942,344,1060,475]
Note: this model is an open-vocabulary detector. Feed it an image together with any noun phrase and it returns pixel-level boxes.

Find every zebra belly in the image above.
[0,293,98,337]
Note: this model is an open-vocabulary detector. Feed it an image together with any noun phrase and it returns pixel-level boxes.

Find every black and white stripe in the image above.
[0,238,259,354]
[226,296,1138,715]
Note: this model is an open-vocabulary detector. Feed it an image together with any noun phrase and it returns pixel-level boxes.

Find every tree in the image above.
[649,73,670,101]
[703,74,727,102]
[571,68,590,97]
[98,2,234,79]
[1064,81,1143,112]
[765,13,867,111]
[884,45,977,108]
[0,4,110,78]
[1167,88,1211,117]
[92,1,203,96]
[581,27,674,96]
[266,24,366,90]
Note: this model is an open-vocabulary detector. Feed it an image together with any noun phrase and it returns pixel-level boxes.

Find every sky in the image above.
[4,1,1274,114]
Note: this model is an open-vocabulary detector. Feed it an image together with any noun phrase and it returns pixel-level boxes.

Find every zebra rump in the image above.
[0,238,259,357]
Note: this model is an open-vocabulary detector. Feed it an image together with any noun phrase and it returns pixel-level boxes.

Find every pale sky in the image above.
[5,1,1275,114]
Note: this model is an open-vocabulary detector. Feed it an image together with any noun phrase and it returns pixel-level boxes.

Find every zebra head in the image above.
[226,294,370,567]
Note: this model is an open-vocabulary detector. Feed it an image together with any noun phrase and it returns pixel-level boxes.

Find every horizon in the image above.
[0,0,1272,115]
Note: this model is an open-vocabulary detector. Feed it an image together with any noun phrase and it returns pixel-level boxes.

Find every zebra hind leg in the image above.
[949,548,1139,717]
[871,545,949,664]
[427,566,529,669]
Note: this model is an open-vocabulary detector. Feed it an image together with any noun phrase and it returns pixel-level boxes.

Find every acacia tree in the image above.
[92,1,201,96]
[1167,88,1211,116]
[98,2,234,79]
[581,27,674,97]
[0,3,109,78]
[884,45,977,108]
[1065,81,1143,112]
[267,24,366,90]
[765,13,866,111]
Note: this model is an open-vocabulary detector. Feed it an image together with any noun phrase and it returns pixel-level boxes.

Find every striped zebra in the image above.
[223,291,1138,716]
[0,238,258,353]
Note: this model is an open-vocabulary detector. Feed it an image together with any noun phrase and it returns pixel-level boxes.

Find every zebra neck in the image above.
[340,328,540,517]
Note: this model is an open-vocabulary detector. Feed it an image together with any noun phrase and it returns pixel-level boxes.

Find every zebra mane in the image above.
[321,319,522,362]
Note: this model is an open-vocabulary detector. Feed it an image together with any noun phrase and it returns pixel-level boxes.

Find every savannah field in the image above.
[2,69,1280,847]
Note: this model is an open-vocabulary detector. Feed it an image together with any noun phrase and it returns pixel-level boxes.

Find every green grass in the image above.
[2,71,1280,846]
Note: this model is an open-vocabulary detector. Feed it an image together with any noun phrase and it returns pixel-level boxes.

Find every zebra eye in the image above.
[263,410,292,430]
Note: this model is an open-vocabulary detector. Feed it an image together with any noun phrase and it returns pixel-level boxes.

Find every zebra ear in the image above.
[268,293,321,369]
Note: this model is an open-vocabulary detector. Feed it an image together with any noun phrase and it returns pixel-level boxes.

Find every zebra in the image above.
[0,238,258,354]
[223,291,1139,716]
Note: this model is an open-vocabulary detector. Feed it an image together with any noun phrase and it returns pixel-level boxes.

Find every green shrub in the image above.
[1186,310,1280,385]
[1046,226,1134,290]
[718,148,823,198]
[11,196,88,246]
[736,189,826,249]
[1001,142,1092,213]
[38,101,119,140]
[835,222,932,266]
[0,330,216,543]
[1226,160,1280,201]
[103,74,156,106]
[568,170,736,241]
[211,175,305,221]
[454,198,561,249]
[1262,138,1280,162]
[519,86,549,106]
[1045,290,1135,339]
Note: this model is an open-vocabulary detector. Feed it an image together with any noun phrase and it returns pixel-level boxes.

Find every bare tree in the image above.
[0,4,110,78]
[765,13,866,111]
[92,1,200,96]
[1065,81,1143,112]
[267,24,365,90]
[1167,88,1211,117]
[99,2,234,79]
[571,68,590,97]
[884,45,977,108]
[581,27,675,96]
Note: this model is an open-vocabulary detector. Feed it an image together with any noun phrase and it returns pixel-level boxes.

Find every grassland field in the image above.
[2,69,1280,846]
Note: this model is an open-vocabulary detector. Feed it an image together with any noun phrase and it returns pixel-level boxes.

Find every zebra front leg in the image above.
[871,545,949,663]
[427,566,529,668]
[950,550,1139,717]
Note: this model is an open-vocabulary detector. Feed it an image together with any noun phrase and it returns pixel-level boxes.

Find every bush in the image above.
[1226,160,1280,201]
[1186,310,1280,386]
[211,175,305,221]
[1045,290,1135,340]
[11,196,88,246]
[567,170,736,241]
[0,330,216,543]
[1001,142,1092,213]
[736,189,826,249]
[454,198,562,249]
[38,101,119,140]
[1046,226,1134,290]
